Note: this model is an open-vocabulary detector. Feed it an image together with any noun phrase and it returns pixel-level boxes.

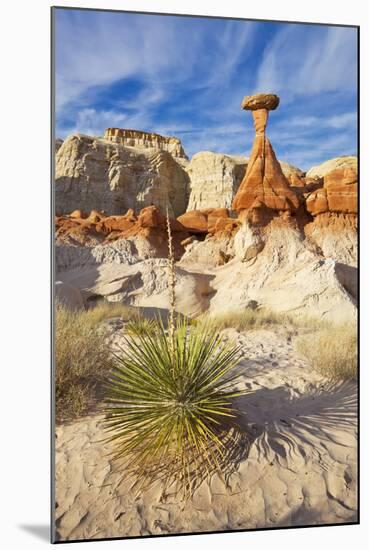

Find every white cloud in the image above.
[204,20,255,86]
[55,10,255,116]
[58,108,128,137]
[255,25,358,96]
[55,12,357,169]
[287,112,357,129]
[55,10,203,112]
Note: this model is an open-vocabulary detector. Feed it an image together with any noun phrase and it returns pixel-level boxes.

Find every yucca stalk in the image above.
[166,205,176,357]
[102,317,244,497]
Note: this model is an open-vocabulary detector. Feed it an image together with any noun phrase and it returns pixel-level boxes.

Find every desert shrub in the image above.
[296,322,357,380]
[102,317,244,497]
[196,308,293,332]
[55,302,113,421]
[196,309,330,334]
[84,301,137,327]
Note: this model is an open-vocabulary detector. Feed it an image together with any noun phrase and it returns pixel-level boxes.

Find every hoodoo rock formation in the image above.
[104,128,188,159]
[232,93,300,218]
[54,92,357,321]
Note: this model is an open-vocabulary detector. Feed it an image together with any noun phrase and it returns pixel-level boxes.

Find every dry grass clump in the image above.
[196,308,295,332]
[55,302,113,421]
[83,301,136,327]
[296,322,357,380]
[196,309,331,334]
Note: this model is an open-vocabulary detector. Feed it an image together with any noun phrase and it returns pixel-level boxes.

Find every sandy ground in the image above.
[54,327,357,541]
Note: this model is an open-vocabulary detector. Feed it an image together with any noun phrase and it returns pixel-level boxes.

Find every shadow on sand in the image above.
[96,361,357,500]
[233,379,357,468]
[107,412,260,501]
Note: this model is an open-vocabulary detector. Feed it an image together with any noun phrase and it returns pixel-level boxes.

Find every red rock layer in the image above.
[177,208,239,235]
[306,166,357,216]
[232,135,300,213]
[56,206,242,250]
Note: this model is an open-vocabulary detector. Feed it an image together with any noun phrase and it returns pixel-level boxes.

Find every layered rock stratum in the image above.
[55,105,357,322]
[55,133,189,217]
[185,153,306,211]
[306,156,357,179]
[303,159,358,267]
[104,128,188,159]
[186,152,247,210]
[55,130,310,216]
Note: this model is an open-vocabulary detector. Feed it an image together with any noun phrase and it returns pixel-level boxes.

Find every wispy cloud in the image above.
[255,25,357,96]
[55,11,201,112]
[286,112,357,129]
[55,9,358,169]
[59,108,128,137]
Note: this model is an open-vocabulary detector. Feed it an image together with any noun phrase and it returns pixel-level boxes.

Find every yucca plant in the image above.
[102,316,244,497]
[102,207,245,497]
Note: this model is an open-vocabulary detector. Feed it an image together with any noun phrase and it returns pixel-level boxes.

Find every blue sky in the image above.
[54,8,358,170]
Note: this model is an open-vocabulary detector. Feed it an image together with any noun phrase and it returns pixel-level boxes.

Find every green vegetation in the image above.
[102,317,244,497]
[125,317,157,336]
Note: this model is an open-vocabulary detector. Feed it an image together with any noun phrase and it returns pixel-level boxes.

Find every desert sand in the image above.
[55,326,357,541]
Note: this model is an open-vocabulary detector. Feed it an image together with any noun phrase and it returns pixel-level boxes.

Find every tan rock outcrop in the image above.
[58,259,213,318]
[306,156,357,179]
[305,188,329,216]
[209,221,357,322]
[95,211,137,235]
[232,94,300,216]
[279,161,306,187]
[55,129,306,219]
[186,152,247,210]
[55,133,189,217]
[304,158,357,266]
[234,221,265,261]
[104,128,188,159]
[176,210,209,233]
[305,213,357,267]
[241,93,280,111]
[55,138,63,153]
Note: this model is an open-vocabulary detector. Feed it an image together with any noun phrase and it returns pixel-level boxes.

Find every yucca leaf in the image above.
[102,315,246,498]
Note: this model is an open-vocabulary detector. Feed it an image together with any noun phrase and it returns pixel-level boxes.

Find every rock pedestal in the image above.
[232,93,299,217]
